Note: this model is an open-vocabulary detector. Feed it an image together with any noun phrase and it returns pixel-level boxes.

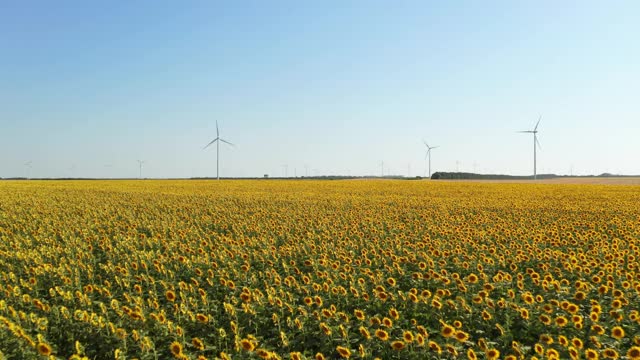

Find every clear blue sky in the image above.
[1,1,638,178]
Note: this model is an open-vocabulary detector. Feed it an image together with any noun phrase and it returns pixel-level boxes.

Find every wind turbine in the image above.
[518,116,542,180]
[24,161,32,179]
[137,160,145,179]
[203,121,234,180]
[423,141,439,178]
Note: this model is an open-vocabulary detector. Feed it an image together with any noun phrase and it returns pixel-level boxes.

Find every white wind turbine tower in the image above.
[203,121,234,180]
[423,141,439,178]
[517,116,542,180]
[137,160,145,179]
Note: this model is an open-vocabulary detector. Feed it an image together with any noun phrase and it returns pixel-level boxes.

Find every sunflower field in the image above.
[1,180,639,360]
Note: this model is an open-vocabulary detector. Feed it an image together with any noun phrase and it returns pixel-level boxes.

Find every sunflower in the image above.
[290,352,302,360]
[240,339,255,352]
[36,343,52,356]
[522,293,535,304]
[555,316,568,327]
[165,290,177,302]
[375,329,389,341]
[336,346,351,359]
[585,349,599,360]
[169,341,183,356]
[568,347,580,360]
[389,308,400,320]
[416,325,428,337]
[572,337,584,349]
[354,309,365,321]
[369,317,381,326]
[359,326,371,339]
[558,335,569,347]
[627,346,640,360]
[611,326,625,340]
[302,297,312,306]
[446,344,458,356]
[486,348,500,360]
[319,322,332,336]
[428,341,442,354]
[539,314,552,325]
[382,317,393,328]
[477,338,488,351]
[191,337,205,351]
[403,331,414,343]
[256,349,270,359]
[390,340,405,350]
[315,353,326,360]
[602,348,618,359]
[467,348,478,360]
[540,334,553,345]
[546,348,560,359]
[454,330,469,342]
[572,314,583,325]
[534,343,544,355]
[196,313,208,323]
[591,324,606,335]
[441,324,455,338]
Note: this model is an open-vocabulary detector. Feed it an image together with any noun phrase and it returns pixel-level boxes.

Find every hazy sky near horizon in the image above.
[1,1,638,178]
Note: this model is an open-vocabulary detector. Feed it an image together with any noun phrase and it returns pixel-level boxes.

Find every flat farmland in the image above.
[441,177,640,185]
[1,180,639,359]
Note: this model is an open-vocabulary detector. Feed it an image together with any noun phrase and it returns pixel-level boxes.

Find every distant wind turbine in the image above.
[24,161,32,179]
[203,121,234,180]
[517,116,542,180]
[423,141,439,178]
[137,160,145,179]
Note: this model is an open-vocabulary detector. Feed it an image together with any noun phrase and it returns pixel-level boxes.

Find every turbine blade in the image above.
[220,139,235,146]
[216,120,219,137]
[431,146,439,149]
[534,115,542,131]
[423,140,430,148]
[517,131,534,133]
[535,136,542,149]
[203,138,218,149]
